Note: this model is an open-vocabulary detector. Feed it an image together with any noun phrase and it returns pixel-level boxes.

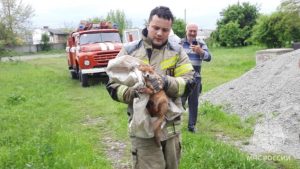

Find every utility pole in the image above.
[184,8,186,24]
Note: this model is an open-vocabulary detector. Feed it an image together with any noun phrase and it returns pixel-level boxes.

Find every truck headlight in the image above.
[84,60,90,66]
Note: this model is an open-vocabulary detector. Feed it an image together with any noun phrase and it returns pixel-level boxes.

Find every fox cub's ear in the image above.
[149,66,155,73]
[138,64,148,71]
[138,64,155,73]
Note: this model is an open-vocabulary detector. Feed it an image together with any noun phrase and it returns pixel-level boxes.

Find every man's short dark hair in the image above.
[148,6,174,23]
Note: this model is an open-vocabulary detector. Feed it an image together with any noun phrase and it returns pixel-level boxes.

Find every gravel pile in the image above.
[200,49,300,159]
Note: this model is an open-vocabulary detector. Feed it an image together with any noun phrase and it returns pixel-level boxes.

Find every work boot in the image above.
[188,127,196,133]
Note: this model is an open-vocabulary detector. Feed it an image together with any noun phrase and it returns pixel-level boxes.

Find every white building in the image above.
[197,29,214,41]
[32,26,69,45]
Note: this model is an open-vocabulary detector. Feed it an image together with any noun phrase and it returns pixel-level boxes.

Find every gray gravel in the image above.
[200,49,300,159]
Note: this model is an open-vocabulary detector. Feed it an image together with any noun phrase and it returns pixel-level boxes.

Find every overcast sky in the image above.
[23,0,282,30]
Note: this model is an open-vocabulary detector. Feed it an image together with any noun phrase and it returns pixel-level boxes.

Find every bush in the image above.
[251,12,300,48]
[213,2,259,47]
[41,33,51,51]
[218,21,242,47]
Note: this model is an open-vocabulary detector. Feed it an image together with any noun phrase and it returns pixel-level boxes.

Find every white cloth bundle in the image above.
[106,55,144,88]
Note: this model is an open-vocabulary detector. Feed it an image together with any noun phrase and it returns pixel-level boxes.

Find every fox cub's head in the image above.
[138,64,155,78]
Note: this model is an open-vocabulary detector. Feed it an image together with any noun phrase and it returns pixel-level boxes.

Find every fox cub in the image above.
[138,64,168,146]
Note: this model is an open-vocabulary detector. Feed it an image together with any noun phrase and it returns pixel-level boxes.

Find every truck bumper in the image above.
[81,67,106,74]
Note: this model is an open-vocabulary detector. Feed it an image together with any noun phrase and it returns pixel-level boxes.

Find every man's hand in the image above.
[137,87,154,94]
[190,44,204,56]
[123,86,138,104]
[147,73,164,92]
[144,73,165,93]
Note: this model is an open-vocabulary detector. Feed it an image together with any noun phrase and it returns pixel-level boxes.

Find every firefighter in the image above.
[106,6,194,169]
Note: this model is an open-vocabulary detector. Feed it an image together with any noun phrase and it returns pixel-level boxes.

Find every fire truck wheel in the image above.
[79,71,89,87]
[70,71,78,79]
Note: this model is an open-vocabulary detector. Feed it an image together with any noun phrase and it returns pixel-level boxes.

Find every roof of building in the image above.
[48,28,69,35]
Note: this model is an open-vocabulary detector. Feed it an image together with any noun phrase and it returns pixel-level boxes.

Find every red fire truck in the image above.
[66,21,122,87]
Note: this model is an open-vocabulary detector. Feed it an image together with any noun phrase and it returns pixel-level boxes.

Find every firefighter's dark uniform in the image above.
[106,28,194,169]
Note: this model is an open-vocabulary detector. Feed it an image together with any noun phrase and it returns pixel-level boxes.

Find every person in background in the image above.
[106,6,194,169]
[181,23,212,133]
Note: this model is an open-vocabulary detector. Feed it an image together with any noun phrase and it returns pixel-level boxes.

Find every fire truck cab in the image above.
[66,21,122,87]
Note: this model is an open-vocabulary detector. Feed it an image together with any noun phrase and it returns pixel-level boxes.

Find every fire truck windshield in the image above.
[79,32,121,45]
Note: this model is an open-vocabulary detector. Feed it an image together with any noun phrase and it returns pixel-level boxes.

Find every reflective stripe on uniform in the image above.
[142,59,149,64]
[176,77,186,96]
[160,55,179,70]
[174,63,193,77]
[117,85,128,102]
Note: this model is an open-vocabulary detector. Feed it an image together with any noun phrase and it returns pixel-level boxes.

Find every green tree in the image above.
[278,0,300,43]
[87,17,104,23]
[41,33,50,51]
[106,9,132,38]
[0,0,34,46]
[251,0,300,48]
[0,22,9,48]
[213,2,259,47]
[172,18,186,38]
[219,21,242,47]
[251,12,300,48]
[278,0,300,13]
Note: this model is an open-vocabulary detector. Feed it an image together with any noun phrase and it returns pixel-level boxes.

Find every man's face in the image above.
[147,15,172,47]
[186,24,198,40]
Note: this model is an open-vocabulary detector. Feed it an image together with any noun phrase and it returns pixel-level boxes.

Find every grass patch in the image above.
[180,133,274,169]
[198,102,255,139]
[0,59,113,168]
[0,49,21,57]
[179,102,271,168]
[257,154,300,169]
[180,102,299,169]
[33,49,66,55]
[202,45,266,92]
